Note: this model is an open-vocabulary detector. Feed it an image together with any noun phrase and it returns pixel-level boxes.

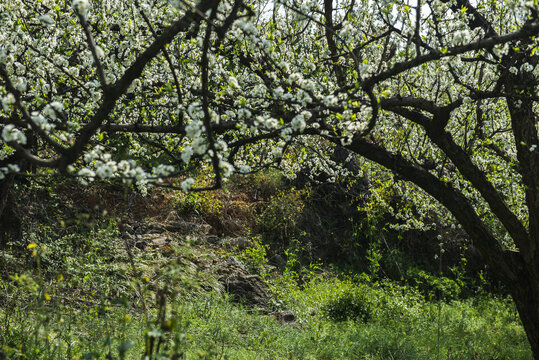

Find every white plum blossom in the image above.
[235,19,256,35]
[296,90,312,105]
[239,164,251,173]
[15,79,27,92]
[452,29,471,45]
[237,108,252,119]
[38,14,55,26]
[50,102,64,112]
[168,0,182,10]
[520,63,534,72]
[463,96,473,105]
[289,73,302,83]
[291,114,306,132]
[181,177,195,192]
[265,117,279,129]
[95,161,117,178]
[2,124,27,145]
[358,61,371,74]
[229,76,240,89]
[192,137,207,155]
[153,164,175,177]
[7,164,20,172]
[1,94,16,111]
[322,95,338,107]
[187,102,203,120]
[117,160,131,173]
[0,0,533,253]
[340,23,355,38]
[185,120,204,139]
[72,0,90,19]
[32,113,55,132]
[281,127,293,140]
[78,168,96,178]
[273,87,285,98]
[215,140,228,152]
[219,160,234,177]
[0,47,6,63]
[181,146,194,164]
[95,46,105,59]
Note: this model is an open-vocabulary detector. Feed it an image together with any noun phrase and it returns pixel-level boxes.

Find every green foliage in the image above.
[278,277,531,360]
[237,236,268,274]
[322,285,372,322]
[365,236,383,278]
[277,248,321,286]
[407,268,462,301]
[173,168,224,217]
[250,169,286,199]
[357,177,396,226]
[255,188,306,247]
[174,191,223,217]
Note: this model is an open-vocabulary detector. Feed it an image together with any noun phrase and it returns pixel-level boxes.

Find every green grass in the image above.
[278,278,531,359]
[1,283,531,359]
[0,220,533,359]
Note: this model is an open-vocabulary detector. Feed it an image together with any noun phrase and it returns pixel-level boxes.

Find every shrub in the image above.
[251,169,286,200]
[255,188,306,247]
[237,236,269,274]
[322,285,372,322]
[407,268,461,301]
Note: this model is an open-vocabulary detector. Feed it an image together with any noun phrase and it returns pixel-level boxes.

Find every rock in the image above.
[224,237,254,250]
[148,234,169,247]
[219,256,270,307]
[206,235,220,245]
[134,233,171,250]
[264,264,277,272]
[221,256,247,272]
[270,310,296,323]
[221,273,270,307]
[144,219,210,235]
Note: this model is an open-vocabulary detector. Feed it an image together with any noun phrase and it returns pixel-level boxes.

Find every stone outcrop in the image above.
[218,257,270,307]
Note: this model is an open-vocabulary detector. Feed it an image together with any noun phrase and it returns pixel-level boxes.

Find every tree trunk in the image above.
[0,176,21,248]
[504,251,539,359]
[510,280,539,359]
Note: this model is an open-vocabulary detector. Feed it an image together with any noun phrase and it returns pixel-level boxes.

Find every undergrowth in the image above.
[0,175,533,359]
[0,219,532,359]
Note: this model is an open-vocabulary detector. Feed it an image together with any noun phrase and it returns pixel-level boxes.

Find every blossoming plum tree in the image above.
[1,0,539,355]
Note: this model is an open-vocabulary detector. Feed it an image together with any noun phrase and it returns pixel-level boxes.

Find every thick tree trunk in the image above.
[503,251,539,359]
[516,301,539,359]
[509,277,539,359]
[0,176,21,248]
